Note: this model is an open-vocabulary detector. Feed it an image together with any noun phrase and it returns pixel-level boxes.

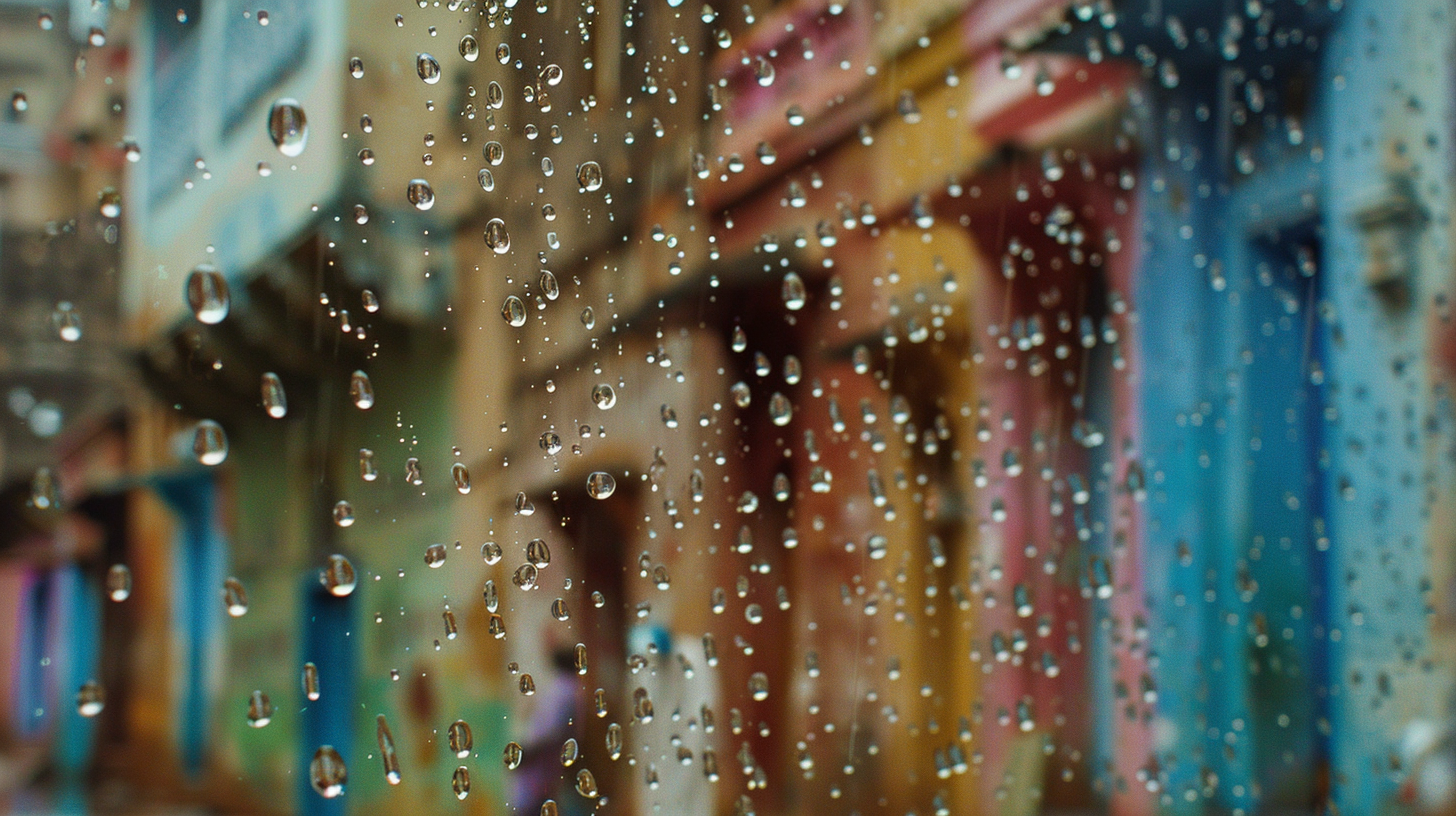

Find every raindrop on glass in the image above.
[267,99,308,157]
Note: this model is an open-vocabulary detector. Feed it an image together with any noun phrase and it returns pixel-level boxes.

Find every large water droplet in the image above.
[268,99,308,157]
[448,719,474,758]
[186,264,230,324]
[586,471,616,499]
[193,420,228,466]
[503,741,523,770]
[52,301,82,341]
[452,765,471,799]
[425,543,448,568]
[349,370,374,409]
[459,35,479,61]
[77,680,105,717]
[310,746,347,798]
[481,541,503,565]
[501,295,527,326]
[321,554,356,597]
[106,564,132,602]
[406,178,435,211]
[576,161,603,192]
[261,372,287,418]
[781,271,806,310]
[416,52,441,84]
[592,383,616,409]
[223,576,249,617]
[302,662,320,700]
[248,690,273,727]
[484,218,510,253]
[452,462,472,494]
[377,715,401,784]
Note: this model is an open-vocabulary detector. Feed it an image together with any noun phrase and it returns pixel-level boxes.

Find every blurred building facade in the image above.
[1,0,1454,815]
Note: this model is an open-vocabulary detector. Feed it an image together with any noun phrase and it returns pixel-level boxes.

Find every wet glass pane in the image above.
[0,0,1452,814]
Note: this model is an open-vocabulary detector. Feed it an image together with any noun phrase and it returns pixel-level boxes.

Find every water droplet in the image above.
[223,576,249,617]
[781,272,806,310]
[634,687,655,722]
[767,393,792,426]
[416,52,441,84]
[501,295,527,327]
[448,719,474,758]
[361,289,380,313]
[106,564,131,602]
[576,161,603,192]
[406,178,435,210]
[425,543,448,568]
[581,307,596,329]
[754,56,775,87]
[95,186,123,220]
[185,264,230,324]
[484,218,510,253]
[451,765,471,799]
[310,746,347,798]
[376,715,401,784]
[76,680,105,717]
[359,448,377,481]
[332,500,355,527]
[748,672,769,701]
[10,91,27,114]
[192,420,228,466]
[248,690,273,727]
[481,541,503,565]
[347,56,364,78]
[515,492,535,515]
[513,563,539,590]
[452,462,472,494]
[519,673,536,695]
[587,471,616,499]
[259,372,287,418]
[539,270,559,299]
[542,63,563,86]
[52,301,81,342]
[478,168,495,191]
[349,370,374,410]
[527,538,552,568]
[592,383,616,409]
[483,140,504,165]
[503,741,523,770]
[302,662,320,701]
[267,99,308,157]
[540,431,562,454]
[321,554,357,597]
[606,723,623,759]
[495,43,511,64]
[459,35,479,61]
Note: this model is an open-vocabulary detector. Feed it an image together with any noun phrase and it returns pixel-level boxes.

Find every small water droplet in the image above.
[503,741,523,770]
[425,543,448,568]
[592,383,617,409]
[481,541,503,565]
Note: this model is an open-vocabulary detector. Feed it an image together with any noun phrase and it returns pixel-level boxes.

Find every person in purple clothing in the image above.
[513,647,588,815]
